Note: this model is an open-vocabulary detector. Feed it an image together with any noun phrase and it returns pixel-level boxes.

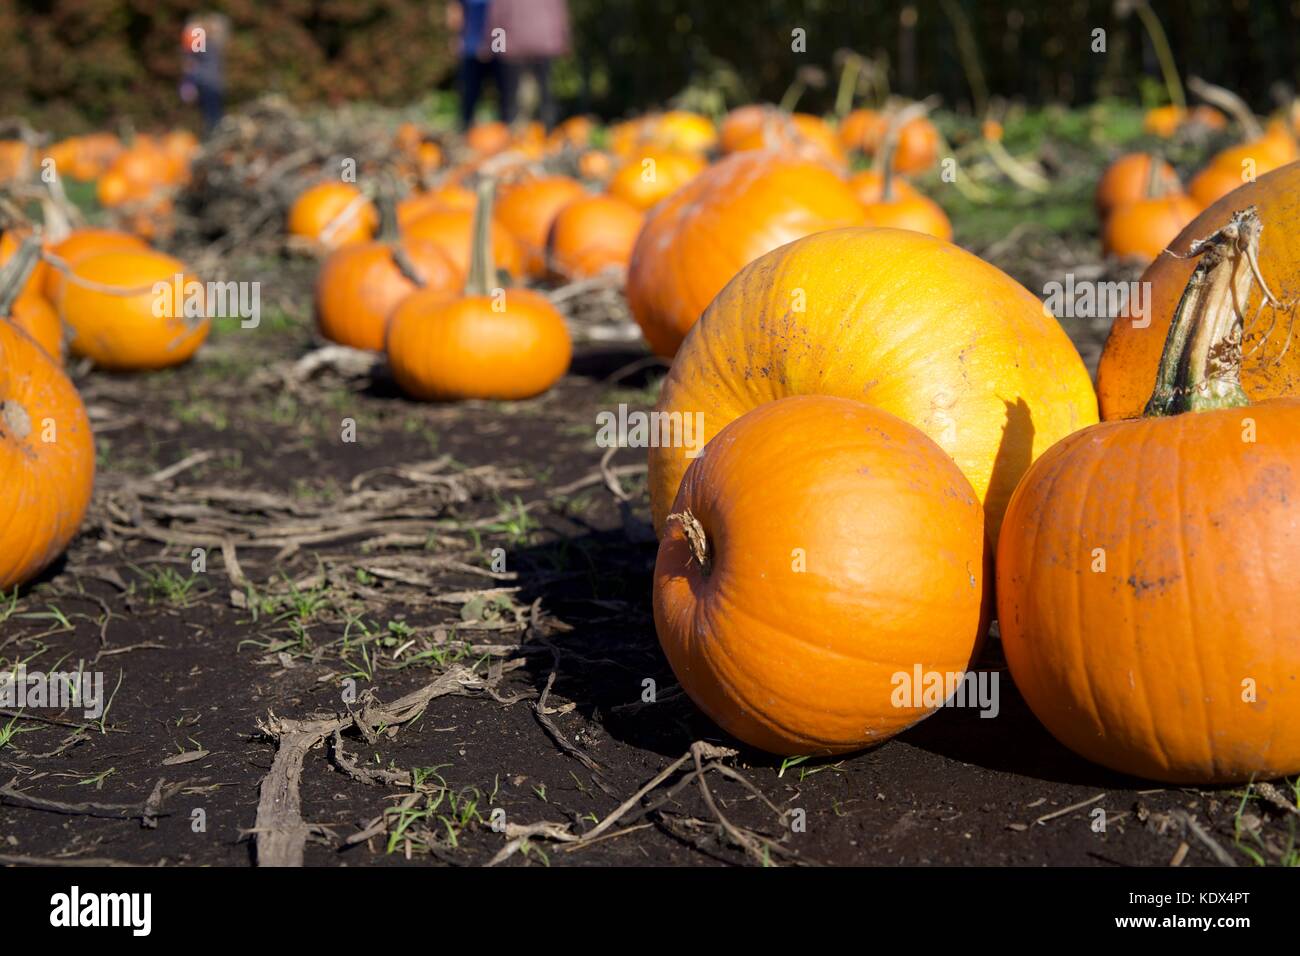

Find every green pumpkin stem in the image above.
[465,176,497,297]
[0,235,41,317]
[1143,206,1262,417]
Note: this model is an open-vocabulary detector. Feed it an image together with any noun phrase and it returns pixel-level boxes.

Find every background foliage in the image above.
[2,0,1297,131]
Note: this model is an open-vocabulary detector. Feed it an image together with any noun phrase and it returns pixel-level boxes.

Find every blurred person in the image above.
[180,14,228,136]
[486,0,571,130]
[448,0,501,130]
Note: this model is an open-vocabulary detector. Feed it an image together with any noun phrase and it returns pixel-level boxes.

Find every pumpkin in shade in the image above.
[41,228,148,302]
[386,180,571,401]
[1101,192,1199,263]
[647,228,1098,543]
[1000,208,1300,784]
[287,182,379,250]
[606,148,705,211]
[1097,162,1300,420]
[625,151,866,357]
[56,249,209,370]
[654,395,987,756]
[546,194,644,280]
[315,239,462,351]
[1095,153,1180,219]
[493,175,586,276]
[0,240,95,589]
[401,204,524,280]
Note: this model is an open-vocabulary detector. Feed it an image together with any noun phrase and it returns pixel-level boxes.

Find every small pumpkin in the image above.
[647,228,1098,543]
[386,179,571,401]
[723,110,846,169]
[401,202,524,280]
[625,151,866,357]
[654,394,987,756]
[41,228,148,302]
[546,194,644,279]
[0,239,95,589]
[56,249,209,370]
[1101,193,1199,263]
[1096,161,1300,420]
[494,175,586,277]
[606,148,705,210]
[396,183,478,226]
[855,133,952,241]
[838,107,889,153]
[999,208,1300,783]
[577,149,615,182]
[891,115,940,174]
[1095,153,1180,219]
[287,182,380,250]
[648,111,718,155]
[315,239,462,351]
[466,121,512,157]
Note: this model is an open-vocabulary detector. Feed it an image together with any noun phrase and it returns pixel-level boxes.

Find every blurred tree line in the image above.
[1,0,1295,130]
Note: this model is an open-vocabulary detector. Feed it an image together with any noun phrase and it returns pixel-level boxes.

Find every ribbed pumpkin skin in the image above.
[546,195,644,279]
[626,151,866,358]
[1097,162,1300,420]
[402,208,524,281]
[0,320,95,589]
[315,240,462,351]
[287,182,379,249]
[57,250,209,370]
[494,176,586,276]
[654,395,986,756]
[998,401,1300,783]
[647,228,1098,544]
[385,288,571,401]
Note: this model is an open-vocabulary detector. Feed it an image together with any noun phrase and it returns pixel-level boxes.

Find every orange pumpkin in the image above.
[494,175,586,276]
[0,140,32,185]
[1095,153,1181,219]
[855,140,952,241]
[838,107,889,153]
[42,229,148,303]
[625,151,866,357]
[546,194,644,279]
[10,293,62,363]
[719,105,768,153]
[466,122,512,157]
[647,228,1098,544]
[847,169,920,204]
[1143,105,1185,138]
[1101,193,1199,263]
[386,180,571,401]
[287,182,379,250]
[654,395,986,756]
[1097,161,1300,420]
[1000,208,1300,783]
[0,228,51,303]
[723,110,846,169]
[396,183,478,226]
[0,240,95,589]
[401,205,524,280]
[891,116,940,173]
[56,249,209,370]
[315,239,463,351]
[547,116,595,152]
[648,111,718,155]
[606,148,705,210]
[1188,123,1297,208]
[577,149,615,182]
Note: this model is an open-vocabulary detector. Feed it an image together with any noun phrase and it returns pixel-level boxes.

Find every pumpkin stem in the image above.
[465,176,497,297]
[666,509,711,576]
[1144,206,1263,416]
[391,246,427,288]
[833,51,863,119]
[0,235,40,317]
[1131,0,1186,111]
[1187,76,1263,141]
[1144,151,1170,199]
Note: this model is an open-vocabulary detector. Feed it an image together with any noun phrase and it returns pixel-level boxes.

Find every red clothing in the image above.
[483,0,571,60]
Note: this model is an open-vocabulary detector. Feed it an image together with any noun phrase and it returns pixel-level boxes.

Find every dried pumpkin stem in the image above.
[0,235,40,317]
[466,176,497,297]
[1187,76,1263,141]
[666,509,711,577]
[391,247,427,288]
[1144,206,1262,416]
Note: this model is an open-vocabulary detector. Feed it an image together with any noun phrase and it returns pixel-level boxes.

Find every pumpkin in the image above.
[1096,161,1300,419]
[719,105,768,153]
[494,175,586,276]
[648,111,718,155]
[1187,114,1298,208]
[396,183,477,225]
[0,240,95,589]
[0,228,51,303]
[10,292,62,363]
[838,107,889,153]
[606,148,705,210]
[647,228,1098,543]
[1142,105,1185,138]
[625,151,867,357]
[854,135,952,241]
[577,149,615,182]
[1101,193,1199,263]
[1095,153,1180,219]
[42,228,148,302]
[56,249,209,370]
[723,110,846,169]
[653,394,987,756]
[546,194,644,279]
[847,169,920,204]
[891,116,940,173]
[287,182,379,249]
[466,121,512,157]
[386,180,571,401]
[0,140,32,185]
[547,116,595,152]
[401,204,524,280]
[315,239,462,351]
[999,207,1300,783]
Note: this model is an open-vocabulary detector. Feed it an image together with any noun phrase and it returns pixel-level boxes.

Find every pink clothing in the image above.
[483,0,571,60]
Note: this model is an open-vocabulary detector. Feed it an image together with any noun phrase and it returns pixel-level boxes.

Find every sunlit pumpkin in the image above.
[647,228,1098,544]
[891,116,941,173]
[1097,161,1300,419]
[1101,193,1199,263]
[606,148,705,210]
[546,194,644,279]
[315,239,462,351]
[654,395,987,756]
[287,182,379,250]
[494,175,586,276]
[56,249,209,370]
[1095,153,1181,219]
[386,180,571,401]
[723,110,846,169]
[854,139,952,241]
[649,111,718,155]
[1000,207,1300,783]
[625,151,866,357]
[1187,123,1297,208]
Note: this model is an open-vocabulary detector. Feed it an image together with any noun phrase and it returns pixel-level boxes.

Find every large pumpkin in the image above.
[1097,161,1300,420]
[0,241,95,589]
[56,249,209,370]
[654,395,986,756]
[647,228,1098,544]
[315,239,462,351]
[1000,208,1300,783]
[546,194,644,280]
[625,151,866,357]
[494,175,586,277]
[287,182,379,249]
